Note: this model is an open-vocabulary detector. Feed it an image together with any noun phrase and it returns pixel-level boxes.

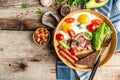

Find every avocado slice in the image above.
[86,0,109,9]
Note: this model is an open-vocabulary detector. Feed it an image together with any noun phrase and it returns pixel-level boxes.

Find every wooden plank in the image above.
[94,54,120,80]
[0,0,81,30]
[0,30,120,80]
[0,30,56,80]
[0,0,58,30]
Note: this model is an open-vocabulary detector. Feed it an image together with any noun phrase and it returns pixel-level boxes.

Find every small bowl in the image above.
[60,5,71,17]
[33,28,50,46]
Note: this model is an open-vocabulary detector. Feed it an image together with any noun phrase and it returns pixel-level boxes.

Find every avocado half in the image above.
[86,0,109,9]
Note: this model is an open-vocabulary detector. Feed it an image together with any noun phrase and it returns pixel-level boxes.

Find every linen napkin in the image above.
[57,0,120,80]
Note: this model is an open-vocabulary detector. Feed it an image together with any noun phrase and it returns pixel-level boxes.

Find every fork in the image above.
[88,34,112,80]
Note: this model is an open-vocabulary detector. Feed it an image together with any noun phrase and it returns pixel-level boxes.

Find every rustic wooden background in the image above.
[0,0,120,80]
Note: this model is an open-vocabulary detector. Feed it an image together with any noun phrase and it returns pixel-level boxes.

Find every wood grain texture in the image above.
[0,0,119,80]
[0,30,56,80]
[0,26,119,80]
[0,0,81,30]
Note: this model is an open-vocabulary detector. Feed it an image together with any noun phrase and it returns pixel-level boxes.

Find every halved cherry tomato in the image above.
[70,47,77,55]
[87,23,97,32]
[87,19,102,32]
[91,19,102,26]
[68,29,76,38]
[65,18,75,23]
[56,33,64,41]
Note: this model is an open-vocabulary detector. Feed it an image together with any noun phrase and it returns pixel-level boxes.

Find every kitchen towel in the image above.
[57,0,120,80]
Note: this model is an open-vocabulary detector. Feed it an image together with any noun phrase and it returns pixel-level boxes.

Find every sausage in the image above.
[58,50,76,66]
[62,49,78,61]
[57,45,63,50]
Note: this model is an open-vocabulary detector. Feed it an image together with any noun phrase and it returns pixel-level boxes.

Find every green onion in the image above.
[84,32,93,40]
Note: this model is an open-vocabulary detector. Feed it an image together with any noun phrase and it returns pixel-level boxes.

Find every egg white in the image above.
[60,12,101,40]
[60,30,70,40]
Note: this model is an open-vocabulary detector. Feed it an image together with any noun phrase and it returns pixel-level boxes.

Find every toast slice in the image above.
[77,49,93,59]
[76,50,100,67]
[77,48,93,56]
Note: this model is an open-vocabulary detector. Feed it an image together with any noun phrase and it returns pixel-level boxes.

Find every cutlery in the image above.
[88,34,112,80]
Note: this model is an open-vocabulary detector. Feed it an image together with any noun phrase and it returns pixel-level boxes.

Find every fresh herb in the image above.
[67,0,86,6]
[56,0,62,4]
[36,9,43,14]
[56,0,86,6]
[21,3,27,8]
[77,24,82,29]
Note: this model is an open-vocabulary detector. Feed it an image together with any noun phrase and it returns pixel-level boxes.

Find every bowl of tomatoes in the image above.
[33,28,50,46]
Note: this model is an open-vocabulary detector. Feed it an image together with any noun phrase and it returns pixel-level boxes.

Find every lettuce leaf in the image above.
[91,23,112,50]
[104,25,113,35]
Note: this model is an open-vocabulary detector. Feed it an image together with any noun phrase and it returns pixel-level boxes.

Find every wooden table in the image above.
[0,0,120,80]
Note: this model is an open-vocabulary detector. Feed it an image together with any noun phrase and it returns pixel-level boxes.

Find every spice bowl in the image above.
[33,28,50,46]
[60,5,71,17]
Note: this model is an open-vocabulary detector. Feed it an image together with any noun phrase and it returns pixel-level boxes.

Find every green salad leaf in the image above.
[59,40,70,49]
[91,23,112,50]
[104,25,113,35]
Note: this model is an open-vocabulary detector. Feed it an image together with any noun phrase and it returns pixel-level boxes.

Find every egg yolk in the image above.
[62,23,72,33]
[78,14,89,24]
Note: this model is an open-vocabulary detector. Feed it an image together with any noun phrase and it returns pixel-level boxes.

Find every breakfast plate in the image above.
[54,10,117,71]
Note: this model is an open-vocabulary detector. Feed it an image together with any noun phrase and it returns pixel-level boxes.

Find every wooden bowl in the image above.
[33,28,50,46]
[54,10,117,71]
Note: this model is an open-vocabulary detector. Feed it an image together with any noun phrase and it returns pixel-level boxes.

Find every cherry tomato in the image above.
[91,19,102,26]
[87,23,97,32]
[70,48,77,55]
[65,18,75,23]
[68,29,76,38]
[56,33,64,41]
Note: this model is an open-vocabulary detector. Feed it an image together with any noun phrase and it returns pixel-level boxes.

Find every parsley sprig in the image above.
[21,3,27,8]
[36,9,43,14]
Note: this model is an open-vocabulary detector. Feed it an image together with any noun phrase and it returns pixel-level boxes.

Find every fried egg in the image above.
[60,12,101,40]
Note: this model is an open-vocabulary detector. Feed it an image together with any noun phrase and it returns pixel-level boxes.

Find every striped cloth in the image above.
[57,0,120,80]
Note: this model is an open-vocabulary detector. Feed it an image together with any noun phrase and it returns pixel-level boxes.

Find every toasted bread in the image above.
[76,50,100,67]
[77,48,93,56]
